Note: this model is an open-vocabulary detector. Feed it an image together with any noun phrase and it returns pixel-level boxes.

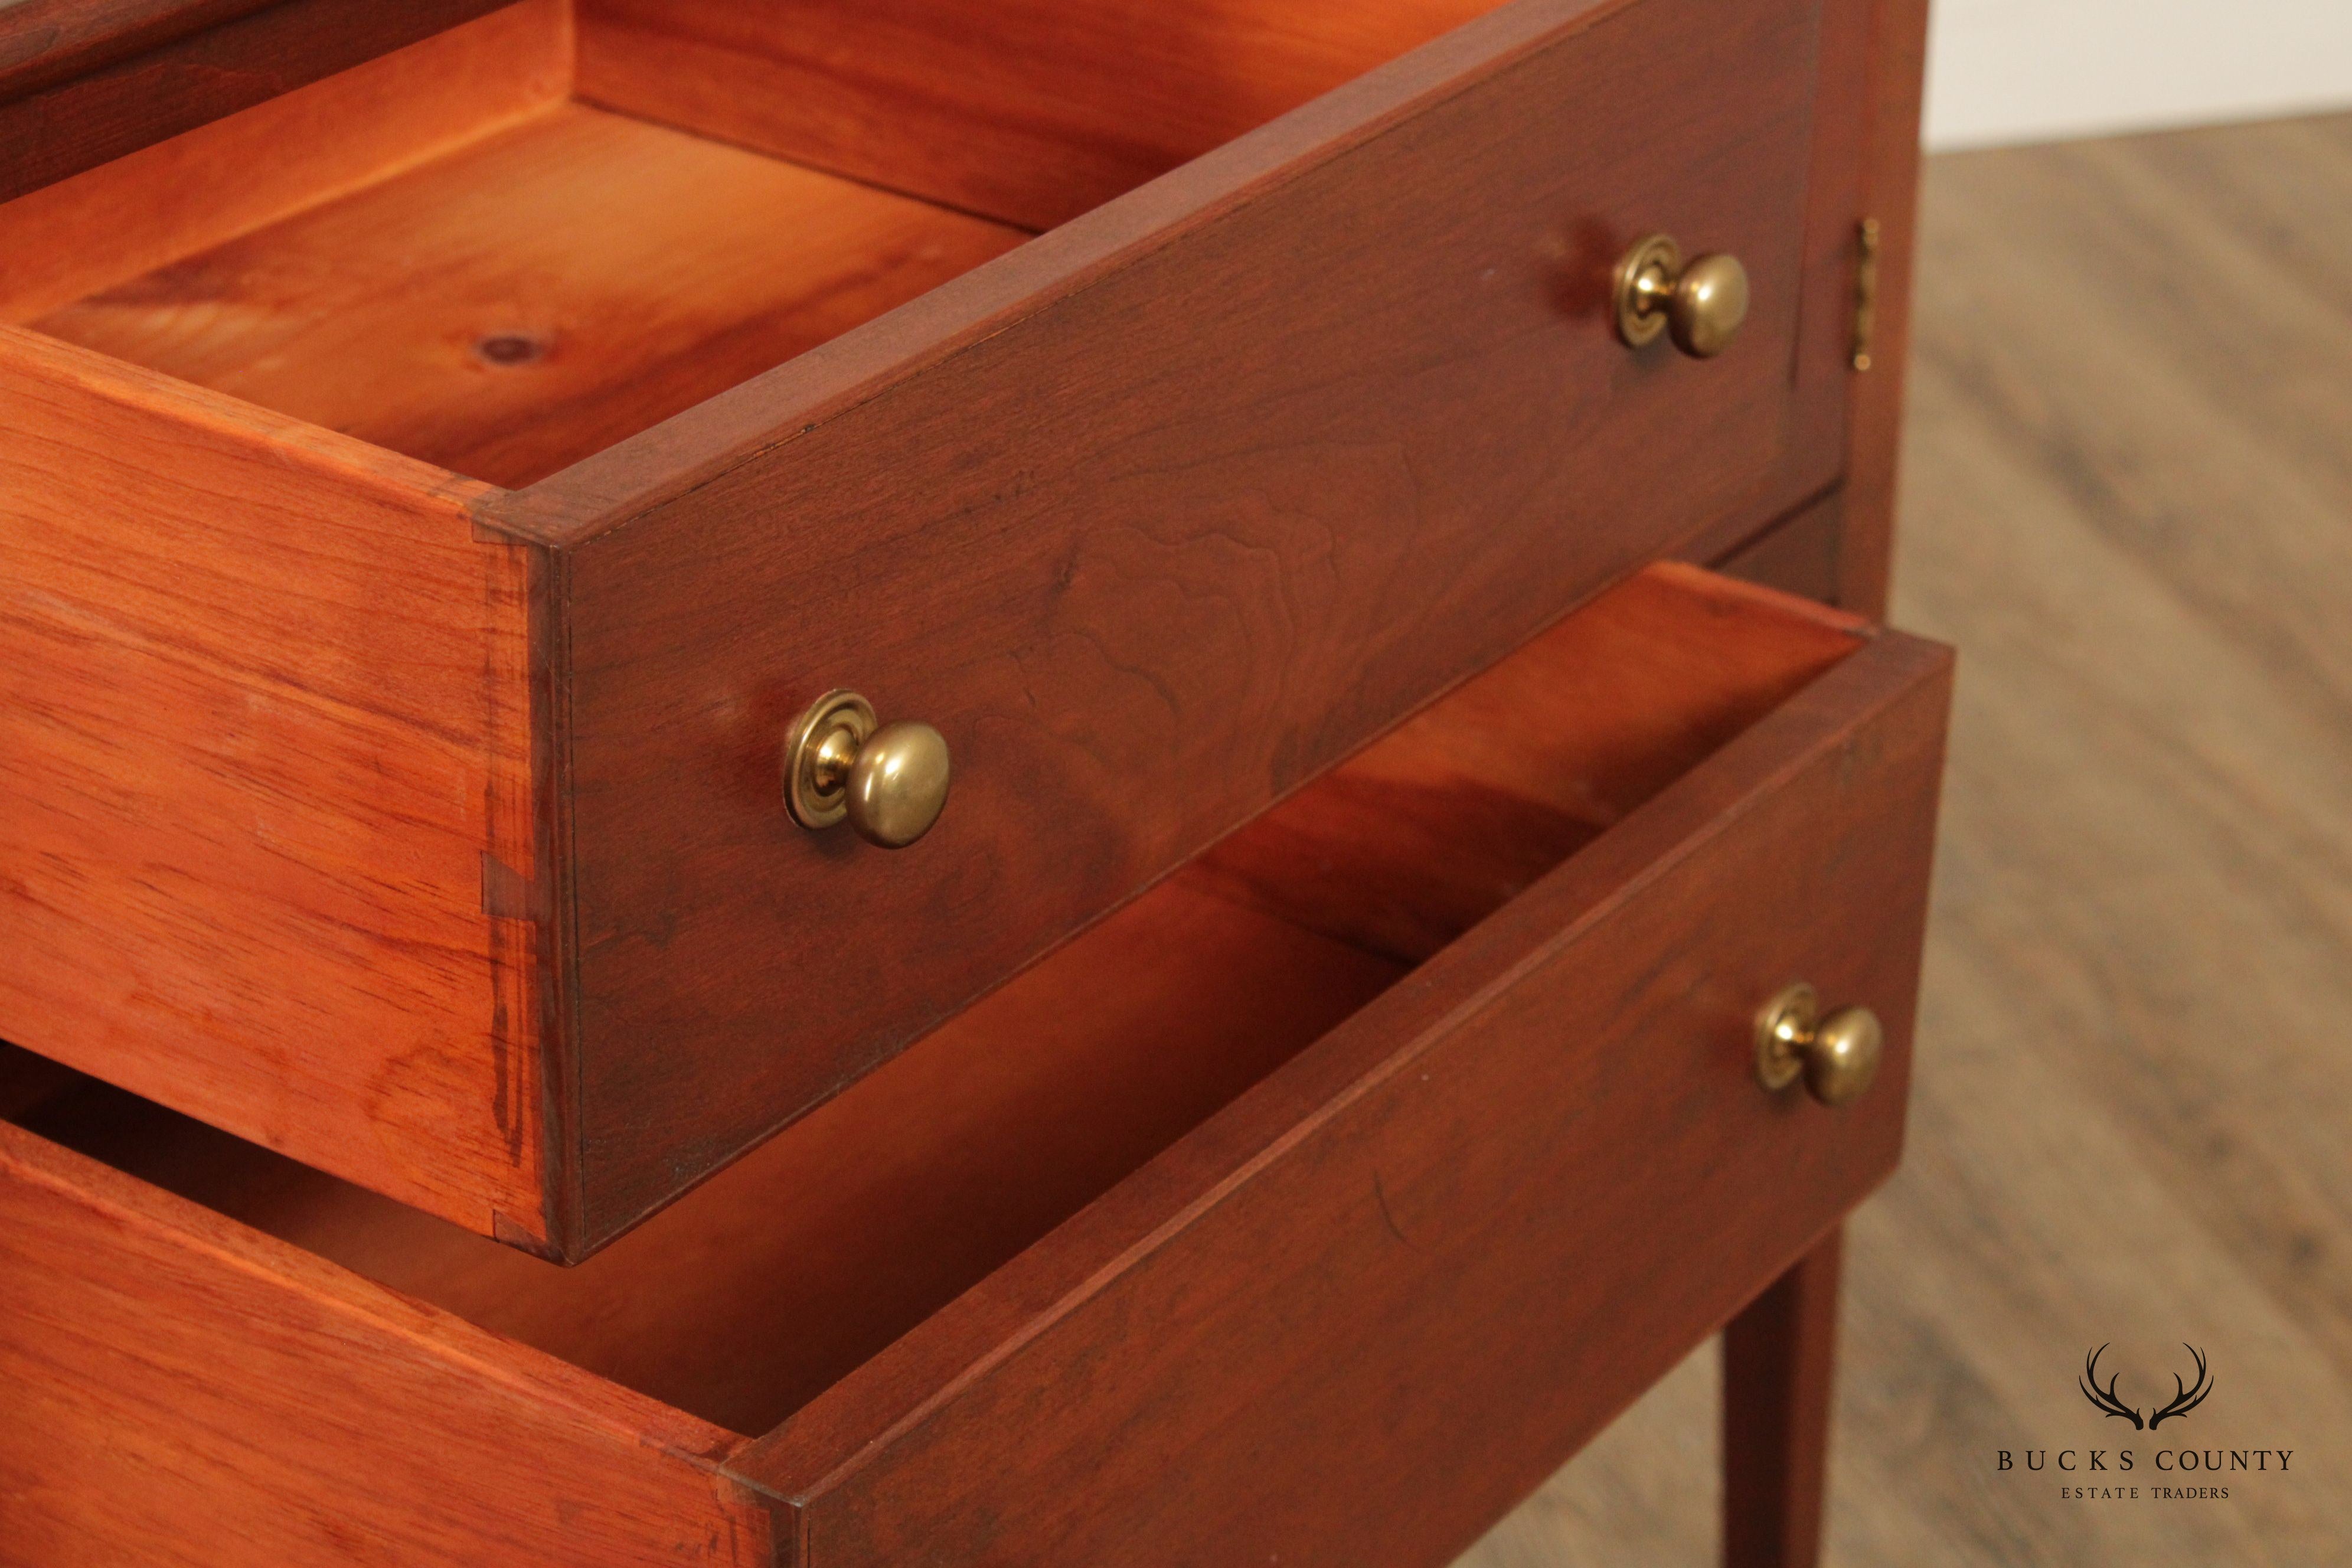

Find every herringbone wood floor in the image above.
[1459,110,2352,1567]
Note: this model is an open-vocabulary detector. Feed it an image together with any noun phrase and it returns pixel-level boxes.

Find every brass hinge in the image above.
[1851,217,1883,371]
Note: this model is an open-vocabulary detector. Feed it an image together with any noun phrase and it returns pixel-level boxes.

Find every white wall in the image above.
[1925,0,2352,150]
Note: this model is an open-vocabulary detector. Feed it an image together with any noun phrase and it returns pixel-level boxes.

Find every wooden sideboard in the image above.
[0,0,1941,1563]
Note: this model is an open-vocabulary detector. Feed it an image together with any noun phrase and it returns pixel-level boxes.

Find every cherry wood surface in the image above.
[574,0,1507,231]
[511,0,1840,1249]
[1835,0,1932,617]
[0,0,575,325]
[1721,489,1849,607]
[0,567,1950,1567]
[5,566,1876,1432]
[6,880,1406,1438]
[0,0,278,96]
[1188,566,1862,962]
[0,326,546,1243]
[485,0,1852,536]
[735,600,1951,1567]
[1724,1226,1847,1568]
[13,566,1867,1445]
[0,1,1939,1556]
[0,0,517,203]
[0,1118,770,1568]
[35,103,1028,490]
[0,0,1918,1254]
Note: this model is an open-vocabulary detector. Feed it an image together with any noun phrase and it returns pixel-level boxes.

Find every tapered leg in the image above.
[1722,1226,1844,1568]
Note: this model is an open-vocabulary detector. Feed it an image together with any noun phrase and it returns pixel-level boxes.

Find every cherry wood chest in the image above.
[0,1,1939,1563]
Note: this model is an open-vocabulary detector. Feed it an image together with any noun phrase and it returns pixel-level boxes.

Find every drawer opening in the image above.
[2,0,1518,490]
[0,565,1865,1438]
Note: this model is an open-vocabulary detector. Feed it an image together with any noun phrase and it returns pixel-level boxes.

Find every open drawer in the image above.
[0,566,1950,1567]
[0,0,1874,1255]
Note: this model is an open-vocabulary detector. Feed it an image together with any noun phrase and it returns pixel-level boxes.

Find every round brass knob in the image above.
[783,690,950,848]
[1754,982,1884,1107]
[1612,233,1750,358]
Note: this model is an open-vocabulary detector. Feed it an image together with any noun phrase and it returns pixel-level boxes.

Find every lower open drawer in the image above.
[0,564,1949,1568]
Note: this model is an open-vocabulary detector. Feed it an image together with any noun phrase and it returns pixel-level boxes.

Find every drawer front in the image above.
[734,628,1951,1566]
[538,0,1854,1245]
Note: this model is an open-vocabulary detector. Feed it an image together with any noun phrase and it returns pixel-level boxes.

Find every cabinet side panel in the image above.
[1717,489,1847,606]
[0,328,546,1240]
[1838,0,1931,618]
[0,1123,767,1568]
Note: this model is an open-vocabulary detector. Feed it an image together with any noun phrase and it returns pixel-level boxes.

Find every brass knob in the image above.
[1613,233,1750,358]
[1755,982,1883,1107]
[783,690,950,848]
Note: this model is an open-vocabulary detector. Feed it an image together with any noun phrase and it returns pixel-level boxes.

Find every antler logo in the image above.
[2080,1344,2213,1430]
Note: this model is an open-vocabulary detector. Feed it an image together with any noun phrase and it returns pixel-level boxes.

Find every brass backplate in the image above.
[1612,231,1681,348]
[782,689,877,829]
[1753,981,1818,1092]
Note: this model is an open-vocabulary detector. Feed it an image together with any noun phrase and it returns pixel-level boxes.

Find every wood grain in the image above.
[1457,111,2352,1568]
[14,880,1404,1438]
[493,0,1864,537]
[0,564,1949,1566]
[0,326,546,1242]
[575,0,1508,230]
[1672,0,1877,594]
[1188,564,1861,962]
[4,0,1898,1257]
[0,0,277,98]
[0,0,574,324]
[35,103,1029,489]
[0,1121,771,1568]
[0,0,518,203]
[12,567,1880,1452]
[515,0,1838,1247]
[736,616,1951,1568]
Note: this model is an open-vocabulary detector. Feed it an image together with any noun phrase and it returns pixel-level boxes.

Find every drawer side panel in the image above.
[0,0,576,324]
[0,328,545,1240]
[0,1123,767,1568]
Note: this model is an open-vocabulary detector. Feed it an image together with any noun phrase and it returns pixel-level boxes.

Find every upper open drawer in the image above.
[0,0,1871,1255]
